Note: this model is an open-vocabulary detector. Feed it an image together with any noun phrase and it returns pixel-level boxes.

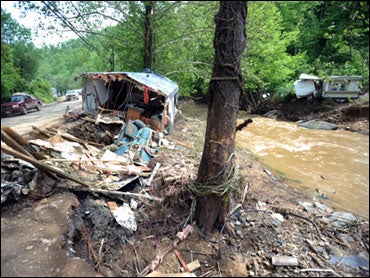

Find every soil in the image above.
[1,97,369,277]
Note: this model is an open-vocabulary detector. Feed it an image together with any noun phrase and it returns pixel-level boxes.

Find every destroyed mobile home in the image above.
[1,69,183,211]
[294,74,363,102]
[79,68,179,134]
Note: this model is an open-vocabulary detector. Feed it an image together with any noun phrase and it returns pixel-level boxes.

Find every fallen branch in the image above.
[287,211,323,238]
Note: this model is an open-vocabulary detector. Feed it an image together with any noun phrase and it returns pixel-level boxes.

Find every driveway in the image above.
[1,99,82,137]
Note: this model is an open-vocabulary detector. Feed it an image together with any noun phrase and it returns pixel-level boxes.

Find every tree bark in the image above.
[195,1,247,233]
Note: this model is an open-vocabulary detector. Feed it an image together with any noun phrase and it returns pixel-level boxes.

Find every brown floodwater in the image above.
[180,102,369,220]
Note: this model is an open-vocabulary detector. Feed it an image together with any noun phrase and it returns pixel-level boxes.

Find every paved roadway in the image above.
[1,99,83,137]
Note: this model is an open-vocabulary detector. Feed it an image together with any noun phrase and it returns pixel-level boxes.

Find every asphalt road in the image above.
[1,99,83,137]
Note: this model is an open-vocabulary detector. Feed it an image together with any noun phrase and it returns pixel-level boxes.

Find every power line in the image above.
[41,1,100,52]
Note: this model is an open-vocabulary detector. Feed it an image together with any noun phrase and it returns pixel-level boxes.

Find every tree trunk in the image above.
[144,1,154,69]
[195,1,247,233]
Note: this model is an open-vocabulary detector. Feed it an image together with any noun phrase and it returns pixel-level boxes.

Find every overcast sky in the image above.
[1,1,78,47]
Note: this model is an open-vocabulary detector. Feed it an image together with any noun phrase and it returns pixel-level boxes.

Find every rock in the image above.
[298,201,315,213]
[328,211,357,228]
[330,211,357,222]
[271,213,285,222]
[263,110,282,119]
[297,120,338,130]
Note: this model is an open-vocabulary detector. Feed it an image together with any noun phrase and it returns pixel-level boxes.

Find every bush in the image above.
[29,79,54,103]
[273,83,296,102]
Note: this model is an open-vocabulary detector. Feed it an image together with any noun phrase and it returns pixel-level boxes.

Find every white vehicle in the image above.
[65,89,82,101]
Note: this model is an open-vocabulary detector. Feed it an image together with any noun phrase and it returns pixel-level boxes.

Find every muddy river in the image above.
[181,102,369,220]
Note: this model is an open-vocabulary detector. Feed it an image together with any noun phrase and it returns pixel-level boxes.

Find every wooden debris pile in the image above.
[1,112,197,206]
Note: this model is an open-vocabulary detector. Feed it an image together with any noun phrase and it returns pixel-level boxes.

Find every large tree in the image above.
[193,1,247,233]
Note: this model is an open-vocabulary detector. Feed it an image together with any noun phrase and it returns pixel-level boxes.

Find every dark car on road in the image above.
[1,93,43,117]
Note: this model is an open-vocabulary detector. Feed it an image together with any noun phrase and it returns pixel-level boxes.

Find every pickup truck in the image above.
[1,93,43,117]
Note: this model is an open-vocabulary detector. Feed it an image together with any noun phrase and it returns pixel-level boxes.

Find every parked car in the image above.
[65,89,81,101]
[1,93,43,117]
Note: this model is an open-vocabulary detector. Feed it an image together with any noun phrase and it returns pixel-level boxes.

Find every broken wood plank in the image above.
[271,256,299,266]
[1,144,91,187]
[1,126,29,145]
[1,129,35,158]
[187,259,201,272]
[145,271,196,277]
[1,126,46,160]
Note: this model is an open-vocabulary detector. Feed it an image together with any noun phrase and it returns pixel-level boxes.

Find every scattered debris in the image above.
[1,100,369,277]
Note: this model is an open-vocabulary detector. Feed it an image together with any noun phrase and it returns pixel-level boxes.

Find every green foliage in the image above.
[151,1,217,96]
[1,8,38,97]
[277,1,369,89]
[273,83,296,102]
[1,43,25,97]
[29,78,54,103]
[243,1,307,95]
[3,1,369,103]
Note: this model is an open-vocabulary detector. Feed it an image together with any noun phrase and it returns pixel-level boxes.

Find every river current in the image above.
[181,102,369,220]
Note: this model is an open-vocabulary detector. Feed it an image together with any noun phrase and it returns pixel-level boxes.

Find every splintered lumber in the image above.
[1,126,46,160]
[1,144,91,187]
